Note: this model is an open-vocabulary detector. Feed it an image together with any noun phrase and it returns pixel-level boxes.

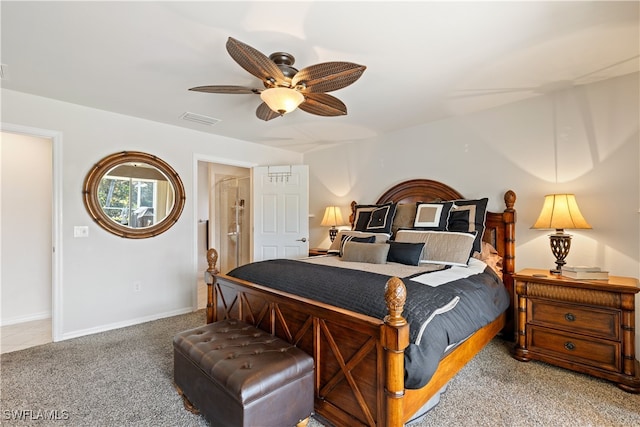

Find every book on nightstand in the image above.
[561,266,609,280]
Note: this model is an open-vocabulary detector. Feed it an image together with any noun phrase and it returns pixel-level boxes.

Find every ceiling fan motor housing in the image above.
[269,52,298,80]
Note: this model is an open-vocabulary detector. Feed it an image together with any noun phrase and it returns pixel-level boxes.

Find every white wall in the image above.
[1,88,302,339]
[305,72,640,349]
[1,132,52,325]
[306,73,639,276]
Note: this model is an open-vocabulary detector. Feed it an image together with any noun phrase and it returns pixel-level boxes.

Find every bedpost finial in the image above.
[384,277,407,326]
[504,190,516,210]
[349,200,357,227]
[206,248,219,275]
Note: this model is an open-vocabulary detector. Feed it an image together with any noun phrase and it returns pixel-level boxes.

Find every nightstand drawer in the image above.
[528,299,619,340]
[527,326,621,372]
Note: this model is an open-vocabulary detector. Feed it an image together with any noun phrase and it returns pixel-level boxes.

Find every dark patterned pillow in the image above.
[339,234,376,257]
[387,241,425,266]
[366,204,397,233]
[413,201,454,230]
[447,198,488,254]
[353,203,397,234]
[352,204,382,231]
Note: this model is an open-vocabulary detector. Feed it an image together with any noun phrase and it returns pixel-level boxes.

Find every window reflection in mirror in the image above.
[99,163,174,228]
[83,152,185,238]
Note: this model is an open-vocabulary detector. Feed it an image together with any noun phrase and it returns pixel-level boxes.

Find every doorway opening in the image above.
[0,130,53,353]
[196,160,252,310]
[215,176,251,274]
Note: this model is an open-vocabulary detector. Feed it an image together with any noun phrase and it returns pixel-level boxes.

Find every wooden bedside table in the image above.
[308,248,328,257]
[512,268,640,393]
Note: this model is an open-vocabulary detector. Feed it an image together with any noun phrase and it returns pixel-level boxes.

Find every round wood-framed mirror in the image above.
[83,151,185,238]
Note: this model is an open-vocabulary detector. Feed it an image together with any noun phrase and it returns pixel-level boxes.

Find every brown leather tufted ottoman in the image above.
[173,319,314,427]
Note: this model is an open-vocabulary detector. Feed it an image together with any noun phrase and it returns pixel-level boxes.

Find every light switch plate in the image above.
[74,226,89,238]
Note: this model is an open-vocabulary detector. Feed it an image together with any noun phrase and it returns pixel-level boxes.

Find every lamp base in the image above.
[329,227,338,242]
[549,230,571,275]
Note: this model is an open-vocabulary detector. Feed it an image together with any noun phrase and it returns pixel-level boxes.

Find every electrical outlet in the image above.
[74,226,89,238]
[133,281,142,293]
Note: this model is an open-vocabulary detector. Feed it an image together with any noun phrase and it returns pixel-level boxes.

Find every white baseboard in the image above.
[59,307,196,341]
[0,311,51,327]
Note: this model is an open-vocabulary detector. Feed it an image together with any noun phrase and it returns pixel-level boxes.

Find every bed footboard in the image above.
[206,249,410,427]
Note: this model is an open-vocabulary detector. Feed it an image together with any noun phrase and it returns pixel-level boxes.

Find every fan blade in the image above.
[189,85,260,94]
[256,102,282,121]
[298,93,347,116]
[226,37,286,86]
[292,62,366,93]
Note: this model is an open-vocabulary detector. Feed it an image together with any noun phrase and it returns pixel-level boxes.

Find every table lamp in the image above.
[531,194,592,274]
[320,206,345,242]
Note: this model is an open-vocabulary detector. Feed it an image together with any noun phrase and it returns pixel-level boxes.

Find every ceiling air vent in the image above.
[181,112,220,126]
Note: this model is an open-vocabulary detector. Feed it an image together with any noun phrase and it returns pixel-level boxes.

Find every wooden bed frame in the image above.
[206,179,516,427]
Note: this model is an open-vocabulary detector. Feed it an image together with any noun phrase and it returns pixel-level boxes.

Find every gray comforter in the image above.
[227,259,509,389]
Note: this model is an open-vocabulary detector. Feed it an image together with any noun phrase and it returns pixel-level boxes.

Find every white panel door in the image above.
[253,165,309,261]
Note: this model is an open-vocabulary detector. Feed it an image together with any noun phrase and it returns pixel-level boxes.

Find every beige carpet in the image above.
[2,310,638,426]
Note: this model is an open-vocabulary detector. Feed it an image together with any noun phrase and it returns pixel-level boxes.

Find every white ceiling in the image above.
[2,1,638,153]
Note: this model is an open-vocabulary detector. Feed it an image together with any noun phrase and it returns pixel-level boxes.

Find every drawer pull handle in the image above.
[564,342,576,351]
[564,313,576,322]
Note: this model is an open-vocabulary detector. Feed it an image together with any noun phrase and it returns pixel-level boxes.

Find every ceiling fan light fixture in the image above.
[260,87,304,115]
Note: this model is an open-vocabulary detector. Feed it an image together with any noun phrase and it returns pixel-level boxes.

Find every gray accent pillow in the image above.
[391,203,418,238]
[341,242,390,264]
[394,230,475,266]
[339,235,375,257]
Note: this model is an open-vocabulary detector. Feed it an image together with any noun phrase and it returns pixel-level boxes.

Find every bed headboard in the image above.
[349,179,516,336]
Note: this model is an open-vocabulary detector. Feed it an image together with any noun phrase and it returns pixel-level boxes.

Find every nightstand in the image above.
[512,269,640,393]
[308,248,328,257]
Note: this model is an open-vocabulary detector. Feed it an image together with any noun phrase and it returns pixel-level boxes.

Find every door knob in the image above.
[296,237,307,242]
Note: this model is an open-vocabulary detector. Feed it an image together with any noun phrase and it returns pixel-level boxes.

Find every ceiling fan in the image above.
[189,37,366,121]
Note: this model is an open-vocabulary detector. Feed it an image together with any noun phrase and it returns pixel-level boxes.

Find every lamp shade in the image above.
[260,87,305,115]
[531,194,592,230]
[320,206,345,227]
